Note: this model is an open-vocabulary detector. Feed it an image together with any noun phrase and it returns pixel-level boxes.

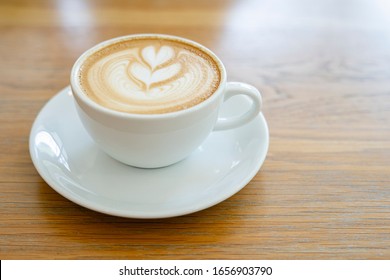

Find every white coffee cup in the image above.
[70,34,262,168]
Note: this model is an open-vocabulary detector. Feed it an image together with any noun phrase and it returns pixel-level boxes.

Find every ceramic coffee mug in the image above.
[70,34,262,168]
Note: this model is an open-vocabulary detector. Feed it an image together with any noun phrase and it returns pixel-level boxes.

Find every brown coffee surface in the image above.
[78,36,221,114]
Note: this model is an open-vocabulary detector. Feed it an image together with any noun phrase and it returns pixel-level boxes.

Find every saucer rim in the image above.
[29,86,269,219]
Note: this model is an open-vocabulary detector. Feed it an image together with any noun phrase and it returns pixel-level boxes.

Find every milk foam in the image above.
[79,38,221,114]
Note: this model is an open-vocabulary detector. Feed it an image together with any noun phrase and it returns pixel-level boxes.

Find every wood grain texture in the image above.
[0,0,389,259]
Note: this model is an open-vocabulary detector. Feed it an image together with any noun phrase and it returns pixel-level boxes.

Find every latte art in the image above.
[79,37,221,114]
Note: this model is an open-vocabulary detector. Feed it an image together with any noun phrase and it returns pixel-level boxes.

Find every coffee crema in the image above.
[78,36,221,114]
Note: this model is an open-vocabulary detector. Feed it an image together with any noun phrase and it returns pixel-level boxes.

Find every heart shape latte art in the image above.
[128,45,182,91]
[79,37,221,114]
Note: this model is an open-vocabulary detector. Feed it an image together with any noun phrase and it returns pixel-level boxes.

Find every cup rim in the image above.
[70,33,227,120]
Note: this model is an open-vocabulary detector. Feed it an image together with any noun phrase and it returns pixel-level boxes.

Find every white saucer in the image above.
[29,87,269,218]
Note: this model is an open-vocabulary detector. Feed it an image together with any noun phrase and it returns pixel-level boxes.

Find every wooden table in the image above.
[1,0,389,259]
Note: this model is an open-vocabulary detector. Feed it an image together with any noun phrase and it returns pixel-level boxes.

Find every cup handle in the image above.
[213,82,262,131]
